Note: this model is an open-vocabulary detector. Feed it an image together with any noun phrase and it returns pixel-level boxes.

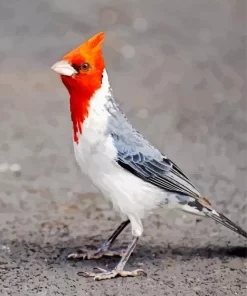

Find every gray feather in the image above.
[110,132,200,198]
[104,93,201,198]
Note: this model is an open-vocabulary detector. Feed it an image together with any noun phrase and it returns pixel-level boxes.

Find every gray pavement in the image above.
[0,0,246,295]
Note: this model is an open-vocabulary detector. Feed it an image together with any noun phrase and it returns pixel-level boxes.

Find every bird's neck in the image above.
[69,69,111,144]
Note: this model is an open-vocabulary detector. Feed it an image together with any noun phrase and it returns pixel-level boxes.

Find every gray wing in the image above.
[111,132,201,198]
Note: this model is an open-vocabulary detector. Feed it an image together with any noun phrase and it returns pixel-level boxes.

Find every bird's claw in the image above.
[78,267,147,280]
[67,249,125,260]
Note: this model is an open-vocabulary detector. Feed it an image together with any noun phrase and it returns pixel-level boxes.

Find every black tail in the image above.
[207,211,247,238]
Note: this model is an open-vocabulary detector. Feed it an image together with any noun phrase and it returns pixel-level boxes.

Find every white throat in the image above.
[74,69,112,141]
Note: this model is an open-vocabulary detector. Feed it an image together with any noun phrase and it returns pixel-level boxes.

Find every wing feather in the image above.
[111,132,200,198]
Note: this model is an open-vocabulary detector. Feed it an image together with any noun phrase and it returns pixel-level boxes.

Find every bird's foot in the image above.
[78,266,147,280]
[67,249,125,260]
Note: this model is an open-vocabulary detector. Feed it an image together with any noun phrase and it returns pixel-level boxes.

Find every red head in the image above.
[51,32,105,143]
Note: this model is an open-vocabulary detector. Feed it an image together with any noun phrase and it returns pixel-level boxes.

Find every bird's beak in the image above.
[51,60,78,76]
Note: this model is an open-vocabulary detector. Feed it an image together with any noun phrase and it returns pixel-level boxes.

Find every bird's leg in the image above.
[68,220,130,260]
[79,236,146,280]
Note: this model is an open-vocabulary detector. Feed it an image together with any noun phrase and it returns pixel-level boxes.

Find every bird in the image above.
[51,32,247,281]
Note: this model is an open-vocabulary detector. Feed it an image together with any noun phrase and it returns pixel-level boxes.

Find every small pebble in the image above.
[0,245,10,253]
[9,163,21,172]
[137,262,144,266]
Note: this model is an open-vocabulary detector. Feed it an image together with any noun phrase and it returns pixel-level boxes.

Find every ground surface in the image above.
[0,0,246,295]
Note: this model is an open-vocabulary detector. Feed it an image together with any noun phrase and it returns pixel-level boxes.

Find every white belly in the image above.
[73,131,166,221]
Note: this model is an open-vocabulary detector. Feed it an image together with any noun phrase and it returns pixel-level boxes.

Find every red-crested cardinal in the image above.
[51,32,247,280]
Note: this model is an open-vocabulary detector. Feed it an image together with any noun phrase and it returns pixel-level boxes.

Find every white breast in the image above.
[72,71,167,233]
[73,69,118,171]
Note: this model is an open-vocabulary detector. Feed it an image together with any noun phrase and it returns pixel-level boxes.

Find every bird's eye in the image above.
[81,62,90,71]
[71,62,90,73]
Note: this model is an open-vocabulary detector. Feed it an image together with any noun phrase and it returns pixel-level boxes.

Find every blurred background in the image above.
[0,0,246,295]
